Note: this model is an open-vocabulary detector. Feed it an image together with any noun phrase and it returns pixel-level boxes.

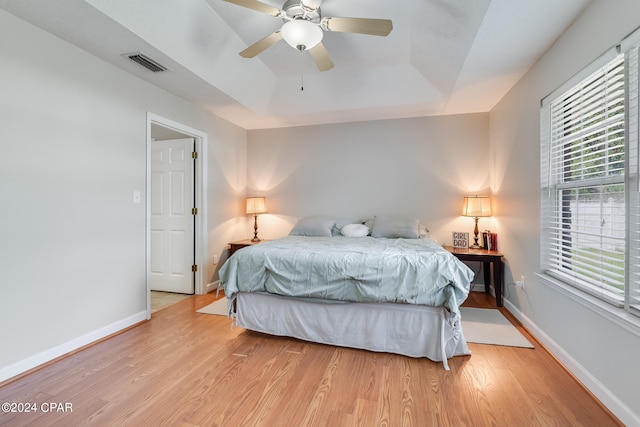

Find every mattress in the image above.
[220,235,474,319]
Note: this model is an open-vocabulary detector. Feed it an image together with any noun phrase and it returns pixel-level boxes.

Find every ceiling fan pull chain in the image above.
[299,48,304,91]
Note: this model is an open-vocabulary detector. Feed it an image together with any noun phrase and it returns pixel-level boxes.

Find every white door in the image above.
[150,138,195,294]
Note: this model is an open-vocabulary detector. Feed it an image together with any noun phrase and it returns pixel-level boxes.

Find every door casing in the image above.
[146,113,208,319]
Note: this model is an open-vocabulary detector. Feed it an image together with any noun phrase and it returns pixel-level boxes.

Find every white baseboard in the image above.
[503,299,640,427]
[0,310,147,384]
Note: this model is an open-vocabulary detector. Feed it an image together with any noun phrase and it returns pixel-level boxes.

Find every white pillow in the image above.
[341,223,369,237]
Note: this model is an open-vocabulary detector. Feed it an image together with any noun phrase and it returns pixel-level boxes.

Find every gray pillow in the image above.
[289,216,337,237]
[371,216,420,239]
[362,217,375,234]
[418,223,430,237]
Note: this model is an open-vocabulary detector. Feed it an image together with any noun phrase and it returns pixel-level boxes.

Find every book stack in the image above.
[482,230,498,251]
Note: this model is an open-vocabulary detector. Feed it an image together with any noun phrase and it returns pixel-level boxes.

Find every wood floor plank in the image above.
[353,398,378,426]
[0,292,623,427]
[298,347,342,426]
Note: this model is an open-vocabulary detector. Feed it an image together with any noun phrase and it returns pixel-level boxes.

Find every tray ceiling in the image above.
[0,0,590,129]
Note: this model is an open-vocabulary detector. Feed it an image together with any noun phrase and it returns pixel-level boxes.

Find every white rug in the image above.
[196,298,229,316]
[460,307,534,348]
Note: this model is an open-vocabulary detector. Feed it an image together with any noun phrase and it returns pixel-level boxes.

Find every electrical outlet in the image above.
[516,275,526,289]
[213,255,218,264]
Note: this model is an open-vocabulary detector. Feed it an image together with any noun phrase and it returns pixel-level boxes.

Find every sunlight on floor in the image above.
[151,291,191,313]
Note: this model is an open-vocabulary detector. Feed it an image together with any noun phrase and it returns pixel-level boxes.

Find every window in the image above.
[541,38,640,317]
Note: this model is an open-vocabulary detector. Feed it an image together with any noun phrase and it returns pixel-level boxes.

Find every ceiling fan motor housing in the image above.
[282,0,321,23]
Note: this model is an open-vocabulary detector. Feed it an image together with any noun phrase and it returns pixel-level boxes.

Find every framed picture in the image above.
[452,231,469,248]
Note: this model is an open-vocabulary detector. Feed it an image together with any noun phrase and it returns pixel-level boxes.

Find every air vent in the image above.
[125,52,168,72]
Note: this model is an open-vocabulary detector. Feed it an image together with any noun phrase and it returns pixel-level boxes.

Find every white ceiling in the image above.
[0,0,590,129]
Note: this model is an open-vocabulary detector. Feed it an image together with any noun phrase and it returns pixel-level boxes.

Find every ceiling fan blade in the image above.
[323,17,393,36]
[308,42,334,71]
[240,30,283,58]
[223,0,282,17]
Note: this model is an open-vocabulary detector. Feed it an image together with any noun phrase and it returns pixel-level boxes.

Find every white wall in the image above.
[5,0,636,421]
[490,0,640,424]
[246,114,491,244]
[0,10,246,380]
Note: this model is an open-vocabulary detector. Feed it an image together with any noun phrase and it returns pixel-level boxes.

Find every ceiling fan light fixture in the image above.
[281,19,323,51]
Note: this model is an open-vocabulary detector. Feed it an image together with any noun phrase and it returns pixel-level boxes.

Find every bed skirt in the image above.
[235,292,471,370]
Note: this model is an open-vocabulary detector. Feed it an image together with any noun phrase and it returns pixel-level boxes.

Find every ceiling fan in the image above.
[223,0,393,71]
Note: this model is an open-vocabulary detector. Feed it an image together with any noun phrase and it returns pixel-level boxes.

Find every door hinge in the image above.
[192,264,198,272]
[192,207,198,215]
[192,151,198,159]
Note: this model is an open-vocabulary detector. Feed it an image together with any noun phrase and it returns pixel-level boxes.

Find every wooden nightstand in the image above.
[229,239,265,256]
[444,246,504,307]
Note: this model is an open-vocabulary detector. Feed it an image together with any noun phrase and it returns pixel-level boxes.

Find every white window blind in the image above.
[541,54,627,305]
[541,31,640,318]
[626,44,640,316]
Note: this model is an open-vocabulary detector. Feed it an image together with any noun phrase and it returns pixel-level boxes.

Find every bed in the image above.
[219,216,474,369]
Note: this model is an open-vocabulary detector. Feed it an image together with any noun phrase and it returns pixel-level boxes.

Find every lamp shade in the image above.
[281,19,323,50]
[462,196,492,217]
[246,197,267,215]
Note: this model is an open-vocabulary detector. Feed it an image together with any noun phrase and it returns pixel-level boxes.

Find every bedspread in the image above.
[220,236,474,317]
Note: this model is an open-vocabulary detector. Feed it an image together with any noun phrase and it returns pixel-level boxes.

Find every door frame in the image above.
[146,112,208,318]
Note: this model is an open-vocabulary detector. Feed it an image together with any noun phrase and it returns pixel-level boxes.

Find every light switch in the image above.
[133,190,141,204]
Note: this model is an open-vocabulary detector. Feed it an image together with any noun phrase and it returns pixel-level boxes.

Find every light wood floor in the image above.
[0,292,621,426]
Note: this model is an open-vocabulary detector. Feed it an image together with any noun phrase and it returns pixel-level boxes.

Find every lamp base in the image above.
[252,214,261,242]
[471,216,481,249]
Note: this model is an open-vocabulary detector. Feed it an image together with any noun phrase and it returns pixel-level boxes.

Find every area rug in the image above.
[460,307,534,348]
[196,298,229,316]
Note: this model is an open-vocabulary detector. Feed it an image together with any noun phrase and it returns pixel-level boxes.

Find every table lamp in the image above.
[461,195,492,249]
[246,197,267,242]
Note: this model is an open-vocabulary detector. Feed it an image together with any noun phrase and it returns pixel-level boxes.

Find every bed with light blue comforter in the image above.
[220,236,474,318]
